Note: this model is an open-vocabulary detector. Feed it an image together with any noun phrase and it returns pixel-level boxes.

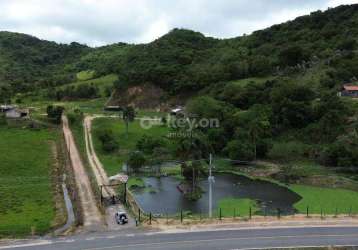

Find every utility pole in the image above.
[208,153,214,218]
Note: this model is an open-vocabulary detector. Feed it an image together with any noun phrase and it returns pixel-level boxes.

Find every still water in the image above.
[132,174,302,215]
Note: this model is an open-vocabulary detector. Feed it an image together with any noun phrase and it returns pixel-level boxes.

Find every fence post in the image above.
[100,185,103,206]
[219,208,222,220]
[180,210,183,223]
[249,207,252,220]
[349,206,352,217]
[149,212,152,225]
[306,206,309,217]
[277,208,281,219]
[138,209,141,223]
[124,182,127,205]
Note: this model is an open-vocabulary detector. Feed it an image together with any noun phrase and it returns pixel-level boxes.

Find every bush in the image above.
[224,140,255,161]
[46,105,64,124]
[97,129,119,153]
[268,141,312,162]
[67,109,83,126]
[320,134,358,167]
[127,151,146,173]
[0,114,6,126]
[136,135,165,154]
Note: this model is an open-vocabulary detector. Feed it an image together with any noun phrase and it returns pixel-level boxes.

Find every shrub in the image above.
[268,141,312,162]
[67,109,83,126]
[46,105,64,124]
[127,151,146,173]
[136,135,165,154]
[97,129,119,153]
[224,140,255,161]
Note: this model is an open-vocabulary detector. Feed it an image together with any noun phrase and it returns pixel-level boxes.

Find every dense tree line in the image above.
[48,84,100,100]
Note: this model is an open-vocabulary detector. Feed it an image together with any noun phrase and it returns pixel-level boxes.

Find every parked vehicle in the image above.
[115,211,128,225]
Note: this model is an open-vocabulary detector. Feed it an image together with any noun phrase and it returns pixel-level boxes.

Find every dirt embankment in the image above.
[107,83,194,110]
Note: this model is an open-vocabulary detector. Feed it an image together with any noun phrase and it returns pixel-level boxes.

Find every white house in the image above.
[5,109,29,119]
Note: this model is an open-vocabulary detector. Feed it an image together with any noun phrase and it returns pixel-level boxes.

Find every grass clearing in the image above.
[291,185,358,215]
[127,177,145,189]
[231,76,276,87]
[58,74,118,97]
[0,126,57,236]
[76,70,96,81]
[217,198,259,217]
[92,118,170,176]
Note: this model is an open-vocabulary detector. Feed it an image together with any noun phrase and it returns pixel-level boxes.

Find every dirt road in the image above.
[84,116,115,198]
[62,116,104,231]
[84,115,135,229]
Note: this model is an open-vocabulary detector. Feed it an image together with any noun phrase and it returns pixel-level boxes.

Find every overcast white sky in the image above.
[0,0,357,46]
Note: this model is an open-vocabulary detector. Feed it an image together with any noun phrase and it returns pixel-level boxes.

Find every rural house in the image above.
[0,104,16,113]
[5,108,29,119]
[340,84,358,97]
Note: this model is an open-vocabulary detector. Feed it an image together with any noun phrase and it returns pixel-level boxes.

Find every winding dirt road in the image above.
[62,116,104,230]
[84,116,115,198]
[84,115,135,229]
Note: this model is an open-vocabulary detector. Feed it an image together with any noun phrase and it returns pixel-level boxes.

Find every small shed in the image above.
[170,107,184,116]
[341,84,358,97]
[5,109,29,119]
[0,105,16,113]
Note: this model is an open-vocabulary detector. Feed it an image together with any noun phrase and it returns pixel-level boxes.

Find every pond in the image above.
[131,174,302,215]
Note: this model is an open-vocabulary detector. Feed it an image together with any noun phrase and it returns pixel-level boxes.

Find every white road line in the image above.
[83,233,358,250]
[0,241,52,249]
[232,244,358,250]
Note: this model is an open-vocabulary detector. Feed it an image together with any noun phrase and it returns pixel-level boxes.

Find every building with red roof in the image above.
[341,83,358,97]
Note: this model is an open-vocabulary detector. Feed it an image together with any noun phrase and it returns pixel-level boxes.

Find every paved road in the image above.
[2,226,358,250]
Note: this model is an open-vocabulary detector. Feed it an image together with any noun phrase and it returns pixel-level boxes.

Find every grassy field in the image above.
[217,198,259,217]
[58,74,118,97]
[290,185,358,215]
[231,76,276,87]
[0,126,57,236]
[76,70,96,81]
[92,118,170,176]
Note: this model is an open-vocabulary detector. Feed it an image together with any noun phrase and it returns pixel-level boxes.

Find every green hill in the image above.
[1,4,357,103]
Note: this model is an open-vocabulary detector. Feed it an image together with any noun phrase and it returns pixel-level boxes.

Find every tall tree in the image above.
[122,106,135,138]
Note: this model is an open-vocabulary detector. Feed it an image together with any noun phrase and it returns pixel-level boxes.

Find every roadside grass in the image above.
[0,126,57,236]
[290,185,358,215]
[217,198,259,217]
[92,118,170,176]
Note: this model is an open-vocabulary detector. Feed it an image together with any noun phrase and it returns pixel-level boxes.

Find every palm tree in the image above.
[122,106,135,138]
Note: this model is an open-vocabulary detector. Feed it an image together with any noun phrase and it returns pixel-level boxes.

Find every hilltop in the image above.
[0,4,358,104]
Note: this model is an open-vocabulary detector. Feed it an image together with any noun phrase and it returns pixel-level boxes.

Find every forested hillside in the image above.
[1,4,358,100]
[0,32,92,95]
[0,4,357,168]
